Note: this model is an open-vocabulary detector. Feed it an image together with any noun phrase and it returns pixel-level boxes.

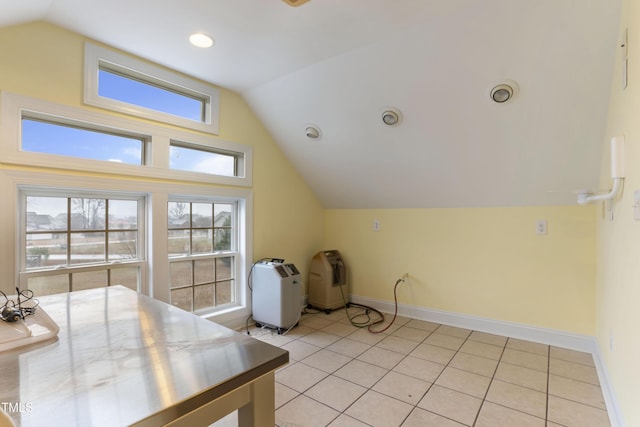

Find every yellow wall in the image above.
[597,0,640,425]
[325,206,596,335]
[3,14,635,424]
[0,21,324,286]
[0,22,601,338]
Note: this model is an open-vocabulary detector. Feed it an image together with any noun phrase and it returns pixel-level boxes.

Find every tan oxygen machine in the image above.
[308,250,347,313]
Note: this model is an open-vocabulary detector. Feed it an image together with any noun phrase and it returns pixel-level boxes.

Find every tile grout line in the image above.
[394,325,448,426]
[301,320,482,425]
[320,320,457,425]
[384,327,553,425]
[399,324,478,426]
[273,315,608,427]
[334,317,426,425]
[469,335,507,427]
[292,314,411,424]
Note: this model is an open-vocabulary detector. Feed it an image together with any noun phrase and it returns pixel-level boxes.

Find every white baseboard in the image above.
[591,345,625,427]
[349,294,624,427]
[350,295,595,352]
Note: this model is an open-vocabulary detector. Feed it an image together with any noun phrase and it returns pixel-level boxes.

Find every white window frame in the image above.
[0,89,254,326]
[18,186,148,294]
[170,139,245,178]
[167,195,240,315]
[84,42,221,134]
[0,169,253,326]
[0,92,252,187]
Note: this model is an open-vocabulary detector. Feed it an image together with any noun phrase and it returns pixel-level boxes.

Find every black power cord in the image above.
[366,276,405,334]
[338,274,407,334]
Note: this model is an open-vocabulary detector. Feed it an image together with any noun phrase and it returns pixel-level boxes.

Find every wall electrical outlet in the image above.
[536,220,548,235]
[373,219,381,232]
[634,190,640,221]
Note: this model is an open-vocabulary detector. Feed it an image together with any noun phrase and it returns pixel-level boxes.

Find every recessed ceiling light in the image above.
[189,33,214,48]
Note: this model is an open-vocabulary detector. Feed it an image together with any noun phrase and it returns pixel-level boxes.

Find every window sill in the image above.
[199,304,251,331]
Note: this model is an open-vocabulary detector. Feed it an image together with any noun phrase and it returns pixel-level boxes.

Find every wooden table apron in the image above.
[0,286,288,427]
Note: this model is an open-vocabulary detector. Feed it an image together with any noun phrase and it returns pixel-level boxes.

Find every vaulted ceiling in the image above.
[0,0,622,208]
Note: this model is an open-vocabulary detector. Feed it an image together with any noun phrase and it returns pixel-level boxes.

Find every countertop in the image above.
[0,286,288,426]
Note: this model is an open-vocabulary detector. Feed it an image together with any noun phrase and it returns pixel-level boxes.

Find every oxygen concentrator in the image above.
[252,260,301,333]
[308,250,347,313]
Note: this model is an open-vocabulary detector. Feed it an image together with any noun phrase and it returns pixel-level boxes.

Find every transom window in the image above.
[21,190,145,295]
[170,141,240,177]
[168,200,237,313]
[1,92,252,186]
[22,117,145,165]
[3,38,251,324]
[98,67,206,122]
[84,42,220,134]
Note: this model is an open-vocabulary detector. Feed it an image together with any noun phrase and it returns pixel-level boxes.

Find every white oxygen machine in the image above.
[251,259,301,333]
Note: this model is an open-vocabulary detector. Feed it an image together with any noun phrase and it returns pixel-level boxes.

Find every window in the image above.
[22,117,145,165]
[170,141,241,177]
[98,68,206,122]
[168,200,237,313]
[84,43,220,134]
[20,189,145,296]
[2,37,251,324]
[5,171,252,325]
[1,92,252,186]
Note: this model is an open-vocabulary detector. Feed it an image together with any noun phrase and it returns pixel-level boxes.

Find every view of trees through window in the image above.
[10,53,243,314]
[168,201,235,312]
[24,195,141,295]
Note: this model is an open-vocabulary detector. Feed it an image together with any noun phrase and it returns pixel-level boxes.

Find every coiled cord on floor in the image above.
[338,274,407,334]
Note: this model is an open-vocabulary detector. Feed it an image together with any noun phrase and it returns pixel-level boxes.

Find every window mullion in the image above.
[105,199,109,262]
[21,190,143,295]
[66,197,71,266]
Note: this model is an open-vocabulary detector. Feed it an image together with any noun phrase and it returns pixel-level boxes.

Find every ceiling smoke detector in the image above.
[381,108,402,126]
[489,80,519,104]
[490,85,513,103]
[305,125,321,140]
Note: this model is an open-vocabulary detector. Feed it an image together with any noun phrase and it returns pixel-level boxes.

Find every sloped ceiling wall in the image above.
[0,0,623,208]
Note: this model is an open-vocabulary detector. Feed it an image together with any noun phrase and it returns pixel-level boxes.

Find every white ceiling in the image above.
[0,0,622,208]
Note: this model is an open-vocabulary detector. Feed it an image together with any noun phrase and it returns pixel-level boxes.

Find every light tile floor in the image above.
[218,309,611,427]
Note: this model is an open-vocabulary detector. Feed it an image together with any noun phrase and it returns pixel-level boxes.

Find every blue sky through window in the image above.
[98,69,204,122]
[22,119,143,164]
[20,76,235,175]
[170,144,236,176]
